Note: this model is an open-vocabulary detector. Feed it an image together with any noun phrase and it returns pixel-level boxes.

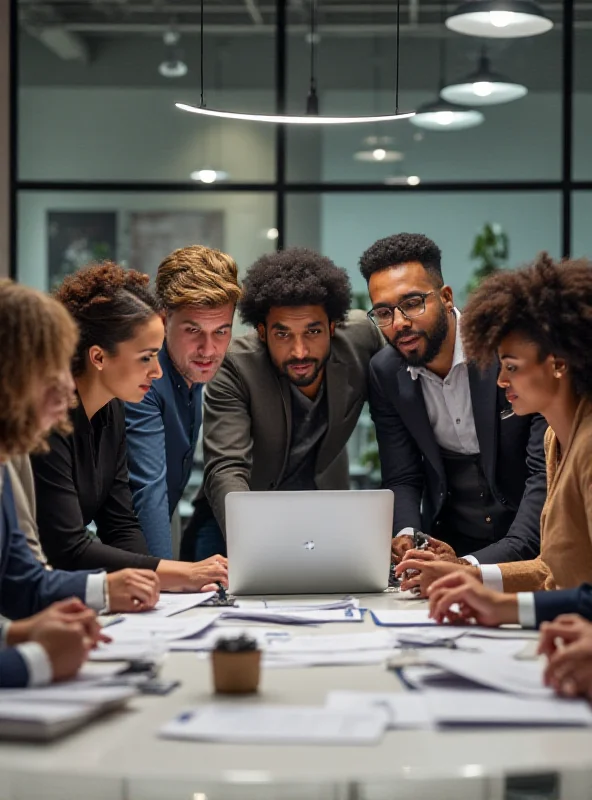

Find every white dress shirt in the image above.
[398,311,503,589]
[407,309,480,456]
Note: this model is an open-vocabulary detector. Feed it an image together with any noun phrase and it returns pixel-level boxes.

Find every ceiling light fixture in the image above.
[441,49,527,105]
[158,28,188,78]
[176,0,414,125]
[411,9,484,131]
[445,0,552,37]
[190,169,228,183]
[410,98,484,130]
[354,135,404,163]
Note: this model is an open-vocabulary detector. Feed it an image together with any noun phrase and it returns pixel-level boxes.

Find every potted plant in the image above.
[463,222,509,302]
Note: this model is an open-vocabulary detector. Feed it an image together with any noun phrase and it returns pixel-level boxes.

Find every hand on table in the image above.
[538,615,592,699]
[31,619,91,682]
[107,569,160,612]
[6,598,106,648]
[157,555,228,593]
[394,550,478,597]
[427,570,517,626]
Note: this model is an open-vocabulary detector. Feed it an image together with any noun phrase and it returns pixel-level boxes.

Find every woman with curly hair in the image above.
[426,253,592,642]
[31,262,228,593]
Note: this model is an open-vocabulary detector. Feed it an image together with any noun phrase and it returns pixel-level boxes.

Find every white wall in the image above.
[319,192,562,301]
[18,191,276,292]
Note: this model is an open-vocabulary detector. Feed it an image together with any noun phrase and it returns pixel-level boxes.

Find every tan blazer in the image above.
[500,399,592,592]
[6,455,51,569]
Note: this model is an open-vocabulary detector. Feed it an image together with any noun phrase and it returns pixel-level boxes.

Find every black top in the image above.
[31,398,161,573]
[279,381,328,491]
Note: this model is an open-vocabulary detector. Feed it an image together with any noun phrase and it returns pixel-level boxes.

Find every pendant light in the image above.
[176,0,414,125]
[354,45,406,161]
[158,28,188,78]
[441,48,527,105]
[445,0,552,38]
[189,46,230,184]
[411,16,484,131]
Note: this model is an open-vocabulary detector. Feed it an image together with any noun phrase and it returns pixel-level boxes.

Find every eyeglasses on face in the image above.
[367,291,435,329]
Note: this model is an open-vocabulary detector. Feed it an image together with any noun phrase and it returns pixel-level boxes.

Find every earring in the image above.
[554,371,561,378]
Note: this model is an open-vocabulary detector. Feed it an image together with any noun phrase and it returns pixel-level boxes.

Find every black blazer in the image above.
[368,345,548,564]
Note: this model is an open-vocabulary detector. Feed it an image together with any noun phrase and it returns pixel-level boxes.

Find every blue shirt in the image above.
[125,344,203,559]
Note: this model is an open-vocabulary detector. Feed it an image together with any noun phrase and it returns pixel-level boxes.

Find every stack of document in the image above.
[325,689,592,728]
[0,670,136,741]
[371,609,435,627]
[234,596,359,612]
[263,631,398,668]
[90,613,220,662]
[129,591,216,619]
[219,607,363,625]
[160,704,387,744]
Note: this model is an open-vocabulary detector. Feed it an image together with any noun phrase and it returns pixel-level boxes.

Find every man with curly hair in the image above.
[359,233,547,590]
[125,246,240,559]
[181,247,384,561]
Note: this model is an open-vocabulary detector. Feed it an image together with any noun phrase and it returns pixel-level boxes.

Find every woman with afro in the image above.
[427,253,592,700]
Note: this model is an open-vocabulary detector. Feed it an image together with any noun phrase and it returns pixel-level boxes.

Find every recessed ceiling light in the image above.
[189,169,229,183]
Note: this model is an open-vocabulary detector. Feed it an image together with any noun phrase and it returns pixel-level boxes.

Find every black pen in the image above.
[216,581,227,601]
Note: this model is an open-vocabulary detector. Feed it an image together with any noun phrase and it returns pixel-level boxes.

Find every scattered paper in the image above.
[263,650,394,668]
[371,609,435,627]
[234,597,359,612]
[326,691,433,729]
[107,614,219,643]
[127,592,216,619]
[266,631,394,654]
[169,626,291,652]
[424,689,592,727]
[425,651,551,697]
[219,608,364,625]
[160,704,386,744]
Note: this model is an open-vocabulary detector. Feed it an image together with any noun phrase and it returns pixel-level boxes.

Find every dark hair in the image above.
[54,262,160,377]
[359,233,443,287]
[462,252,592,398]
[238,247,352,328]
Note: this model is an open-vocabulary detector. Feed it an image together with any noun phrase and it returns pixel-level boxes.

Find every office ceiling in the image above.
[18,0,570,38]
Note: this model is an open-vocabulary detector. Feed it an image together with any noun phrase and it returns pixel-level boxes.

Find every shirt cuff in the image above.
[479,564,504,592]
[16,642,53,687]
[85,573,109,613]
[396,527,415,538]
[462,554,479,566]
[517,592,537,628]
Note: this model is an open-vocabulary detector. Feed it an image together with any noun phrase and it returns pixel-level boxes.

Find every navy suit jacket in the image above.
[0,472,91,687]
[368,346,548,564]
[534,584,592,626]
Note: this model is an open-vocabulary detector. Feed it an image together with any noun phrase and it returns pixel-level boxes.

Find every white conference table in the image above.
[2,591,592,800]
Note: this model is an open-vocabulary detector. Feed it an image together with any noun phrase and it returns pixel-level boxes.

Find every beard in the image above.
[390,302,450,368]
[279,351,330,387]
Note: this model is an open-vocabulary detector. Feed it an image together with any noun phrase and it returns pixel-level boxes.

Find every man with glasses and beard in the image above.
[361,233,547,590]
[180,247,384,562]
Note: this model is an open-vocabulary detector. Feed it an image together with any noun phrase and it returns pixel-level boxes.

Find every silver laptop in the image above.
[226,489,394,595]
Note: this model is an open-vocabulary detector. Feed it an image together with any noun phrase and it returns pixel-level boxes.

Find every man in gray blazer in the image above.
[181,247,384,561]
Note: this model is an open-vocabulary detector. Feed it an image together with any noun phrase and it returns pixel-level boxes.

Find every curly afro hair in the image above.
[359,233,443,287]
[462,252,592,399]
[54,261,160,376]
[238,247,352,328]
